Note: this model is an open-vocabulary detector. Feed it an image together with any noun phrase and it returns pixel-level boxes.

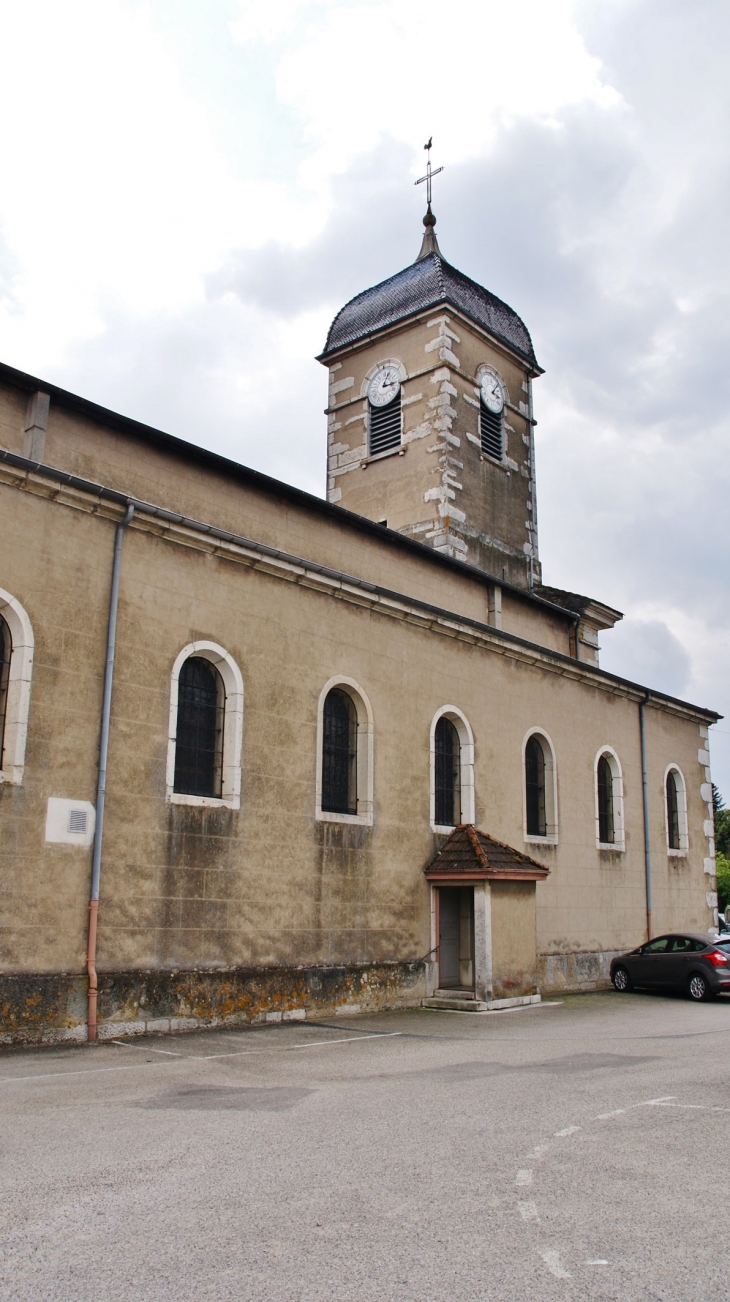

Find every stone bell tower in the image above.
[317,202,544,589]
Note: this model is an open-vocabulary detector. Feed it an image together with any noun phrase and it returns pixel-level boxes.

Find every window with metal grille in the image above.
[597,754,615,844]
[368,392,401,457]
[173,656,225,798]
[525,735,546,836]
[435,715,461,827]
[480,400,503,460]
[0,615,10,768]
[666,770,681,850]
[322,688,357,814]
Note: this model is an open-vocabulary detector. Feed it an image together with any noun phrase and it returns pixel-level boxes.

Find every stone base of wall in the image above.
[0,960,427,1045]
[538,950,623,994]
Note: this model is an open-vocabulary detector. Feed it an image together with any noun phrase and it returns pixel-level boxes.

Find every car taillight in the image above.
[705,950,729,966]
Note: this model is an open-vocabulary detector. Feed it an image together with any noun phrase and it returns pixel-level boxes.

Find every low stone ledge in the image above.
[538,950,624,993]
[0,961,427,1045]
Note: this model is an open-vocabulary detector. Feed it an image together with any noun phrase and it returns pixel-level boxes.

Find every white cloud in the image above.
[0,0,296,367]
[0,0,728,790]
[271,0,622,186]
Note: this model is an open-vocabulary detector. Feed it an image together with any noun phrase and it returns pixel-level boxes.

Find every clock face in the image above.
[480,371,504,414]
[368,365,401,408]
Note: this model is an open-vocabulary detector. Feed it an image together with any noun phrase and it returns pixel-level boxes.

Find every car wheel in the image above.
[612,966,632,992]
[688,972,714,1002]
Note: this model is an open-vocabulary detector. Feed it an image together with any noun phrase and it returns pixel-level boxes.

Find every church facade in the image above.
[0,210,719,1042]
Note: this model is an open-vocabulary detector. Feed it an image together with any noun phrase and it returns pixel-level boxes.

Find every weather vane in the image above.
[415,137,443,208]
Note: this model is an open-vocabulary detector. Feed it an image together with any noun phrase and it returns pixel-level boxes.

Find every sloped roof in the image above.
[533,585,623,631]
[321,250,538,368]
[424,825,549,882]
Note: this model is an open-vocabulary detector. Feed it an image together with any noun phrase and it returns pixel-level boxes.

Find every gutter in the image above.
[639,694,653,941]
[87,500,134,1041]
[0,448,721,726]
[0,443,591,626]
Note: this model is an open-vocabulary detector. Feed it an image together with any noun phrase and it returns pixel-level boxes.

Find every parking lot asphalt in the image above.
[1,990,728,1302]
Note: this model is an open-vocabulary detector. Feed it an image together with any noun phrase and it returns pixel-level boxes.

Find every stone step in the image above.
[423,993,542,1013]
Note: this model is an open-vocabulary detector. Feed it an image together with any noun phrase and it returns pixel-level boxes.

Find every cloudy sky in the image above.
[1,0,729,790]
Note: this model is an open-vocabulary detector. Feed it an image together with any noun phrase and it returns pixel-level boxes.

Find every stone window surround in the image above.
[522,727,559,846]
[664,763,689,856]
[430,705,476,833]
[594,745,626,852]
[166,640,244,810]
[0,587,34,786]
[315,675,374,826]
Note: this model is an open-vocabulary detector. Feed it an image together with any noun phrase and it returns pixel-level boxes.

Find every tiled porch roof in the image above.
[424,825,549,882]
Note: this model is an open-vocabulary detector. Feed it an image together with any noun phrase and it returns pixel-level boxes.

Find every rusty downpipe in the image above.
[87,501,134,1041]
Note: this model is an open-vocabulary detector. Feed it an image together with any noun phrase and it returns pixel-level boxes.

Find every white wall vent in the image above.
[67,809,88,834]
[45,798,95,847]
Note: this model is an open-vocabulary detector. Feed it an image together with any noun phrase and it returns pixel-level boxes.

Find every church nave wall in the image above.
[0,458,716,1038]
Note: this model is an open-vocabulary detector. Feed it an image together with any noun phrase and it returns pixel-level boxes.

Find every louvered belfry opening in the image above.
[174,656,225,798]
[666,771,681,849]
[322,688,357,814]
[368,392,401,457]
[479,399,503,460]
[0,615,11,764]
[435,715,461,827]
[525,735,546,836]
[597,754,615,844]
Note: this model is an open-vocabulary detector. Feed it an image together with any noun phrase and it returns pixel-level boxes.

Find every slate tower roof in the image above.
[320,210,538,369]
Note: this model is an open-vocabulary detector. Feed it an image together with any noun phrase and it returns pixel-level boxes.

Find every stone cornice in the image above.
[0,449,720,725]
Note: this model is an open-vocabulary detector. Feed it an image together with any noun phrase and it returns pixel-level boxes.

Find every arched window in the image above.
[0,615,11,765]
[0,589,34,786]
[322,688,357,814]
[173,657,225,798]
[435,715,461,827]
[597,754,614,844]
[523,729,558,843]
[430,707,475,832]
[316,677,373,825]
[666,771,680,849]
[167,641,244,809]
[665,766,688,853]
[525,735,546,837]
[594,747,625,850]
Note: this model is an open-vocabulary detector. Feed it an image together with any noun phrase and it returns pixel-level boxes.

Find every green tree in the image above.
[716,854,730,915]
[713,787,730,913]
[713,785,730,858]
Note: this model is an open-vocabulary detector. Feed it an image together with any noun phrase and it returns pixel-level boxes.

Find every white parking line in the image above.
[113,1045,182,1056]
[554,1125,580,1136]
[595,1095,675,1119]
[0,1032,403,1085]
[198,1032,402,1059]
[646,1100,730,1114]
[541,1250,571,1278]
[526,1144,550,1159]
[517,1201,540,1222]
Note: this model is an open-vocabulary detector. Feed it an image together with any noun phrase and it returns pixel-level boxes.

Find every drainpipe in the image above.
[87,501,134,1042]
[639,693,652,941]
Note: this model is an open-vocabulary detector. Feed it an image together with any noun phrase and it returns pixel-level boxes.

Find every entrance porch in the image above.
[423,825,549,1012]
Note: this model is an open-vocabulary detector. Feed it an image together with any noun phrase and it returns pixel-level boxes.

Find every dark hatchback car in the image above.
[611,933,730,1002]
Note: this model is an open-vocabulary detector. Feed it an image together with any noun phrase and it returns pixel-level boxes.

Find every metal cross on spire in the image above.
[415,137,443,208]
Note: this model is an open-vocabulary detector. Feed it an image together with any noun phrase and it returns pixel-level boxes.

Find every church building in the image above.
[0,197,719,1042]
